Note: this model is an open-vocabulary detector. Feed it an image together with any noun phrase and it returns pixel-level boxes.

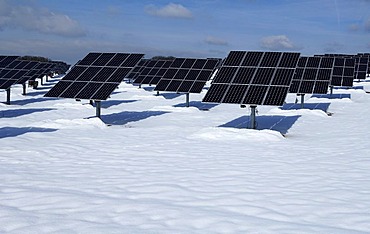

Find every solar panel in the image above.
[44,52,144,100]
[125,59,149,81]
[330,58,355,87]
[0,60,39,89]
[133,59,173,86]
[154,58,220,93]
[0,56,19,68]
[289,56,334,94]
[354,56,369,80]
[203,51,300,106]
[29,63,55,81]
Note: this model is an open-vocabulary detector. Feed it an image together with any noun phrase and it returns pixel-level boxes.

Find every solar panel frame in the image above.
[0,60,39,89]
[133,59,173,86]
[154,58,221,94]
[203,51,300,106]
[288,56,334,94]
[44,52,144,100]
[330,57,355,87]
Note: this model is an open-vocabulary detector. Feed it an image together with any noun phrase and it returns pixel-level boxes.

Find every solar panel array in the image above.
[125,59,149,81]
[154,58,220,93]
[203,51,300,106]
[330,58,355,87]
[133,59,173,86]
[28,62,55,82]
[316,53,369,80]
[0,60,39,89]
[45,52,144,100]
[289,56,334,94]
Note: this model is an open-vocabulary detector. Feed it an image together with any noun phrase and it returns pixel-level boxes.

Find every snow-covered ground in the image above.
[1,76,370,233]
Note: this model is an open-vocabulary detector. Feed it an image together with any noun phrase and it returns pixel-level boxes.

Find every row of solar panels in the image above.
[0,55,70,90]
[43,51,369,108]
[203,52,368,106]
[44,53,222,100]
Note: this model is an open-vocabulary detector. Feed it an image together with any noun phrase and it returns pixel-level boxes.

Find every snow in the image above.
[1,77,370,233]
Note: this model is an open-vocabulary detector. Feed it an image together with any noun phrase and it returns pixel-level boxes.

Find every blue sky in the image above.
[0,0,370,64]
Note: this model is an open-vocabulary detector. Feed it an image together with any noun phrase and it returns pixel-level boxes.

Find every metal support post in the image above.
[156,91,159,96]
[186,93,190,107]
[329,85,333,96]
[95,101,101,118]
[6,88,11,105]
[300,94,305,109]
[40,76,44,86]
[249,105,257,129]
[22,83,27,95]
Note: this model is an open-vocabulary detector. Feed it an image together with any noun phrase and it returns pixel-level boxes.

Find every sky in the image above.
[0,0,370,64]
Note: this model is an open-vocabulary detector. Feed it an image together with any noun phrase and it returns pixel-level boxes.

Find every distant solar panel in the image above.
[203,51,300,106]
[133,59,173,86]
[289,56,334,94]
[45,52,144,100]
[330,58,355,87]
[154,58,220,93]
[125,59,149,81]
[0,60,39,89]
[354,56,369,80]
[29,63,55,80]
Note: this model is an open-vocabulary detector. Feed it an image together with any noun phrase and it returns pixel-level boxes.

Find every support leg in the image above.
[250,105,257,129]
[6,88,11,105]
[95,101,101,118]
[22,83,27,95]
[186,93,190,107]
[300,94,305,109]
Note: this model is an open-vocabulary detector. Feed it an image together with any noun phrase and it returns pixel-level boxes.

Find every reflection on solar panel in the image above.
[133,59,173,86]
[45,52,144,100]
[203,51,300,106]
[154,58,220,93]
[330,58,355,87]
[289,56,334,94]
[0,60,39,89]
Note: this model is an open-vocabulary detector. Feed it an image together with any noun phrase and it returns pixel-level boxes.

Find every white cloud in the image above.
[145,3,193,19]
[0,0,86,37]
[260,35,300,50]
[205,36,228,46]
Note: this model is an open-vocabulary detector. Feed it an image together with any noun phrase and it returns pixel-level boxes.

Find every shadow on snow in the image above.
[311,94,351,99]
[281,103,331,112]
[0,127,57,139]
[10,98,56,106]
[101,111,168,125]
[219,115,301,134]
[92,100,137,109]
[173,101,219,111]
[158,92,183,99]
[0,108,55,118]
